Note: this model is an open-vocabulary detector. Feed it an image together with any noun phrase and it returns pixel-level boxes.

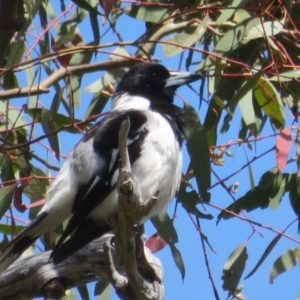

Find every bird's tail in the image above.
[0,212,48,275]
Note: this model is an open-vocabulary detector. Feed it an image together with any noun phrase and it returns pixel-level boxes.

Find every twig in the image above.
[196,218,220,300]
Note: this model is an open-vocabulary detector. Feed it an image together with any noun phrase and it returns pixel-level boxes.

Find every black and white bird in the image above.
[0,63,201,274]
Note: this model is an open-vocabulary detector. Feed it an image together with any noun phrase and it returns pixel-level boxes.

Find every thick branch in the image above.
[0,235,112,300]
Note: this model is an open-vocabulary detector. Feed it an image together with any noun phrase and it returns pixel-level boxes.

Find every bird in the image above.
[0,62,201,274]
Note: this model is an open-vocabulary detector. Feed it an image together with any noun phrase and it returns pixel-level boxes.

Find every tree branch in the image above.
[103,118,163,300]
[0,235,112,300]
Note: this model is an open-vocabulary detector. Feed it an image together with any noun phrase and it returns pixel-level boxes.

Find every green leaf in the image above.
[71,0,100,15]
[0,224,25,235]
[17,0,43,38]
[68,75,82,108]
[162,16,208,57]
[20,167,50,220]
[259,168,278,189]
[224,70,263,109]
[123,5,170,23]
[77,285,90,300]
[269,70,300,82]
[243,148,255,191]
[204,97,224,147]
[289,174,300,230]
[0,101,26,130]
[245,233,282,279]
[5,40,25,67]
[222,244,248,294]
[244,20,283,40]
[217,186,270,223]
[60,289,79,300]
[238,89,257,134]
[218,169,290,222]
[177,183,213,220]
[216,0,247,25]
[41,108,60,161]
[0,184,16,220]
[3,72,18,90]
[184,103,211,202]
[0,30,14,67]
[89,10,100,42]
[170,243,185,281]
[233,8,252,23]
[28,108,89,134]
[85,47,130,117]
[151,211,178,244]
[85,92,109,119]
[0,154,15,183]
[50,87,64,117]
[94,278,111,297]
[54,24,78,46]
[254,78,285,129]
[25,60,39,108]
[268,171,286,210]
[269,248,300,284]
[214,17,260,54]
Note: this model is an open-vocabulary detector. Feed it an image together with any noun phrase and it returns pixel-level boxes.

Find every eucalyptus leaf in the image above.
[0,184,16,220]
[270,248,300,284]
[151,211,178,244]
[254,78,285,129]
[41,108,60,161]
[185,103,211,202]
[123,5,170,23]
[222,244,248,294]
[163,16,208,57]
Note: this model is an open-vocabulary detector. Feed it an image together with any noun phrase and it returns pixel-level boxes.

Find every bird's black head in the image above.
[115,63,201,104]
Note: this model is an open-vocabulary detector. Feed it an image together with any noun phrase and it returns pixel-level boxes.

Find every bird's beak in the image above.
[165,71,202,88]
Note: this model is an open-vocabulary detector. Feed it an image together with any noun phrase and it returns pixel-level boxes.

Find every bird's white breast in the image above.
[89,108,182,224]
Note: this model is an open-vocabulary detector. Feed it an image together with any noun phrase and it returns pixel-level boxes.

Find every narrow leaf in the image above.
[94,278,111,297]
[216,0,247,24]
[0,184,17,220]
[184,103,211,202]
[244,20,283,40]
[151,211,178,244]
[214,17,261,54]
[254,78,285,129]
[170,243,185,281]
[269,70,300,82]
[245,233,282,279]
[243,148,255,191]
[72,0,100,14]
[177,183,213,219]
[225,71,263,109]
[41,108,60,160]
[77,285,90,300]
[0,224,25,235]
[270,248,300,284]
[123,5,170,23]
[217,186,270,223]
[163,16,208,57]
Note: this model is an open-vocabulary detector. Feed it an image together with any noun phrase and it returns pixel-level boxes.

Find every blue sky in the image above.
[3,2,300,300]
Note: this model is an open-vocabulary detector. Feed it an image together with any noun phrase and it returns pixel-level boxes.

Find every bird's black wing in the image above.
[50,109,149,263]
